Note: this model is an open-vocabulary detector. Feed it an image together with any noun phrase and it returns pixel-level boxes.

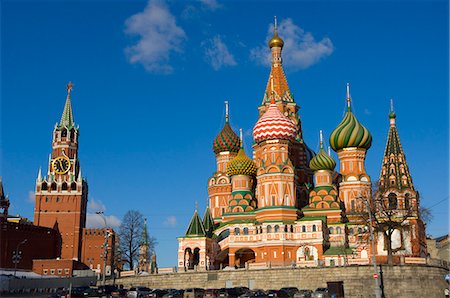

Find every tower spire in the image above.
[60,82,75,128]
[319,130,324,149]
[239,128,243,148]
[142,218,149,246]
[389,98,396,126]
[225,101,229,123]
[346,83,351,110]
[274,16,278,35]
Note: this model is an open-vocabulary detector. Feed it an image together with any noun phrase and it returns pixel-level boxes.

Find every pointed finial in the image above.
[274,16,278,34]
[225,101,229,123]
[195,201,198,211]
[239,128,243,148]
[389,98,396,123]
[346,83,351,110]
[328,146,331,156]
[67,82,73,96]
[37,167,42,182]
[319,130,324,149]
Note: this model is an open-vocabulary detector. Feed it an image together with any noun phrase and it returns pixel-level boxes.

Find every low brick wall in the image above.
[112,265,448,298]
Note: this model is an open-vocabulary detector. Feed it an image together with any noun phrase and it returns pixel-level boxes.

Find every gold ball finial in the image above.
[268,16,284,49]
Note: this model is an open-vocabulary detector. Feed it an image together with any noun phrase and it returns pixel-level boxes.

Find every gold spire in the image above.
[268,16,284,49]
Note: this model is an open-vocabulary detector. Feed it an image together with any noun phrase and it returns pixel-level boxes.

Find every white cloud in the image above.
[27,191,35,203]
[124,0,186,74]
[250,18,334,70]
[163,215,177,227]
[88,198,106,212]
[199,0,221,11]
[86,213,121,229]
[203,36,237,70]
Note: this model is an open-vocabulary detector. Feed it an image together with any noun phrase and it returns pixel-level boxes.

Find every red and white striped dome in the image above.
[253,104,297,143]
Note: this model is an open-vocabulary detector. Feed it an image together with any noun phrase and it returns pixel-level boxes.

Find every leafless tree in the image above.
[352,182,429,266]
[119,210,144,270]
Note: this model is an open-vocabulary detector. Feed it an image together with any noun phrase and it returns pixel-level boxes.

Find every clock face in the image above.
[52,156,71,174]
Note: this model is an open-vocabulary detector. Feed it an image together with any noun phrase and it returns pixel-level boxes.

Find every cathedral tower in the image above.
[377,101,426,256]
[252,22,313,222]
[34,82,88,261]
[330,84,372,216]
[208,102,240,221]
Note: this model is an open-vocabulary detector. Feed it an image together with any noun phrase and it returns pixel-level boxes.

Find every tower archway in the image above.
[235,248,256,268]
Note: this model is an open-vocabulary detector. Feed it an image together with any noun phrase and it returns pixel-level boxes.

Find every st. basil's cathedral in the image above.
[177,23,427,270]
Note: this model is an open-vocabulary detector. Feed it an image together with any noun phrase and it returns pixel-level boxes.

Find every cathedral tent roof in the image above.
[185,210,206,237]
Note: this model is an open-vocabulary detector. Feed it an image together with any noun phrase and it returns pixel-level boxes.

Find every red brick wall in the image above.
[81,228,115,274]
[0,220,60,270]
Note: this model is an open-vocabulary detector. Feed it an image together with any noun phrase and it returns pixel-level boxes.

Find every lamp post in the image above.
[96,211,109,287]
[13,239,27,277]
[364,199,382,298]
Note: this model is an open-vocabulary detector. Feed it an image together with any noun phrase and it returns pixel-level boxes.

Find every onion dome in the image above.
[253,103,297,143]
[227,129,257,177]
[310,131,336,171]
[268,16,284,49]
[329,84,372,151]
[212,102,240,154]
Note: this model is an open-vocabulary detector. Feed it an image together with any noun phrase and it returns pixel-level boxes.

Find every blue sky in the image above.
[1,0,448,267]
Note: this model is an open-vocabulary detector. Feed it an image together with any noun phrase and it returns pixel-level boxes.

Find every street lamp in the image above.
[96,211,110,287]
[13,239,27,277]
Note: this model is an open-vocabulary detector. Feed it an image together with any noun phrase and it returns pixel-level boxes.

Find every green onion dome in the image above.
[309,147,336,171]
[226,148,257,177]
[213,122,240,154]
[329,87,372,151]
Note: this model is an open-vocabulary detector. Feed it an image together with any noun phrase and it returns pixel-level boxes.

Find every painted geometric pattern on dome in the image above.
[253,104,297,142]
[213,122,240,154]
[227,148,257,177]
[330,110,372,151]
[309,148,336,171]
[308,186,339,209]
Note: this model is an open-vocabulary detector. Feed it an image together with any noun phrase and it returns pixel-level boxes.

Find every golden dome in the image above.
[269,33,284,49]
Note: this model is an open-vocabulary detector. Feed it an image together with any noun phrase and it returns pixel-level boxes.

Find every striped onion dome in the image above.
[253,103,297,143]
[330,86,372,151]
[213,122,240,154]
[226,147,257,177]
[309,146,336,171]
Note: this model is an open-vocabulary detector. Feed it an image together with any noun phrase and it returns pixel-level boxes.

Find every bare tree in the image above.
[119,210,144,270]
[353,182,427,266]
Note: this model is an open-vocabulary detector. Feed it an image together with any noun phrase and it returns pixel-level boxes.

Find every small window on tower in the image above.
[62,183,68,191]
[45,197,49,203]
[41,182,48,190]
[51,183,57,191]
[71,182,77,191]
[56,197,60,203]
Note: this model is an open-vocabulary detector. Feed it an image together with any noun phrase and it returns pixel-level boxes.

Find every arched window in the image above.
[388,193,398,209]
[290,225,294,233]
[329,227,334,234]
[349,228,354,235]
[62,183,68,191]
[267,225,272,233]
[243,227,249,235]
[56,197,60,203]
[336,227,341,234]
[259,227,263,234]
[45,197,49,203]
[41,182,48,191]
[301,226,306,233]
[71,182,77,191]
[284,225,288,233]
[51,183,57,191]
[351,200,356,211]
[312,225,317,232]
[61,128,67,138]
[234,227,240,235]
[357,227,363,234]
[274,225,279,233]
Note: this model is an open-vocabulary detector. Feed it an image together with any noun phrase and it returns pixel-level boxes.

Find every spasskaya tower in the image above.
[34,82,88,261]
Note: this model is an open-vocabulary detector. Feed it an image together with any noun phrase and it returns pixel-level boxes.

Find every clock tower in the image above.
[34,82,88,261]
